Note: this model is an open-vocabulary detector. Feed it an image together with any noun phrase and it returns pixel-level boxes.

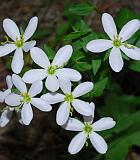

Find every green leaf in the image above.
[92,59,101,75]
[92,77,108,97]
[68,4,95,16]
[73,61,92,72]
[44,45,55,60]
[128,61,140,72]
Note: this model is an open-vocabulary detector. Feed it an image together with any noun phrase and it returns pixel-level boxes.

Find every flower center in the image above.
[15,36,24,48]
[64,93,73,103]
[83,123,93,134]
[112,35,122,48]
[21,92,31,104]
[47,65,56,75]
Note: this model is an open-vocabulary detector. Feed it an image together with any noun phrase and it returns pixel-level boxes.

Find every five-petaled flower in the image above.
[63,102,116,154]
[0,17,38,74]
[23,45,82,92]
[86,13,140,72]
[41,80,94,125]
[5,74,52,125]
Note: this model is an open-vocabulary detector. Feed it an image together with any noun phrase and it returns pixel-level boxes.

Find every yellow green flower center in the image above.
[83,123,93,134]
[112,35,122,48]
[15,36,24,48]
[47,65,56,75]
[64,93,73,103]
[21,92,31,104]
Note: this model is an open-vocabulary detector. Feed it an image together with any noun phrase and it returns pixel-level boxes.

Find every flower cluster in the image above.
[0,12,139,155]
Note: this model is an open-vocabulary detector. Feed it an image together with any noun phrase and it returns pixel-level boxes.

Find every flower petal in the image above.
[86,39,113,53]
[0,89,11,103]
[68,132,86,154]
[63,117,84,131]
[12,48,24,74]
[12,74,27,93]
[89,132,108,154]
[58,76,71,94]
[83,102,95,123]
[45,75,59,92]
[24,17,38,41]
[23,69,46,83]
[0,44,16,57]
[72,99,93,116]
[5,93,21,106]
[57,68,82,82]
[72,82,94,98]
[6,75,13,89]
[41,93,64,104]
[23,40,36,52]
[56,102,70,125]
[102,13,117,40]
[30,47,50,68]
[120,46,140,60]
[109,47,123,72]
[21,103,33,125]
[52,45,73,67]
[3,18,20,41]
[29,81,43,97]
[31,98,52,111]
[93,117,116,132]
[0,109,13,127]
[119,19,140,42]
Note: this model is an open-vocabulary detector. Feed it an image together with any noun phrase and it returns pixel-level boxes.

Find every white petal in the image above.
[89,132,108,154]
[3,18,20,41]
[102,13,117,40]
[24,17,38,41]
[68,132,86,154]
[12,74,27,93]
[58,76,71,94]
[56,68,82,81]
[30,47,50,68]
[56,102,70,125]
[120,46,140,60]
[29,81,43,97]
[52,45,73,67]
[12,48,24,74]
[83,102,95,123]
[119,19,140,42]
[5,94,21,106]
[63,117,84,131]
[45,76,59,92]
[72,99,93,116]
[86,39,113,53]
[31,98,52,111]
[109,47,124,72]
[0,91,5,103]
[6,75,13,89]
[41,93,64,104]
[0,109,13,127]
[93,117,116,132]
[21,103,33,125]
[0,44,16,57]
[23,40,36,52]
[72,82,94,98]
[23,69,46,83]
[0,89,11,103]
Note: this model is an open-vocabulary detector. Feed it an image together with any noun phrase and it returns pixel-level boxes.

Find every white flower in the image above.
[0,17,38,74]
[5,74,52,125]
[0,106,23,127]
[41,80,94,125]
[23,45,82,92]
[86,13,140,72]
[0,75,13,103]
[63,102,116,154]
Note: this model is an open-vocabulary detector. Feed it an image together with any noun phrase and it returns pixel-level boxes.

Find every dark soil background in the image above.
[0,0,140,160]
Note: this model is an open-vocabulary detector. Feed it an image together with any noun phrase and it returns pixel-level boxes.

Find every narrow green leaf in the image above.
[92,59,101,75]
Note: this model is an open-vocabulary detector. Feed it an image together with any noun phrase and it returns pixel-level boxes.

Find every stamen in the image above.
[21,92,31,104]
[64,93,73,103]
